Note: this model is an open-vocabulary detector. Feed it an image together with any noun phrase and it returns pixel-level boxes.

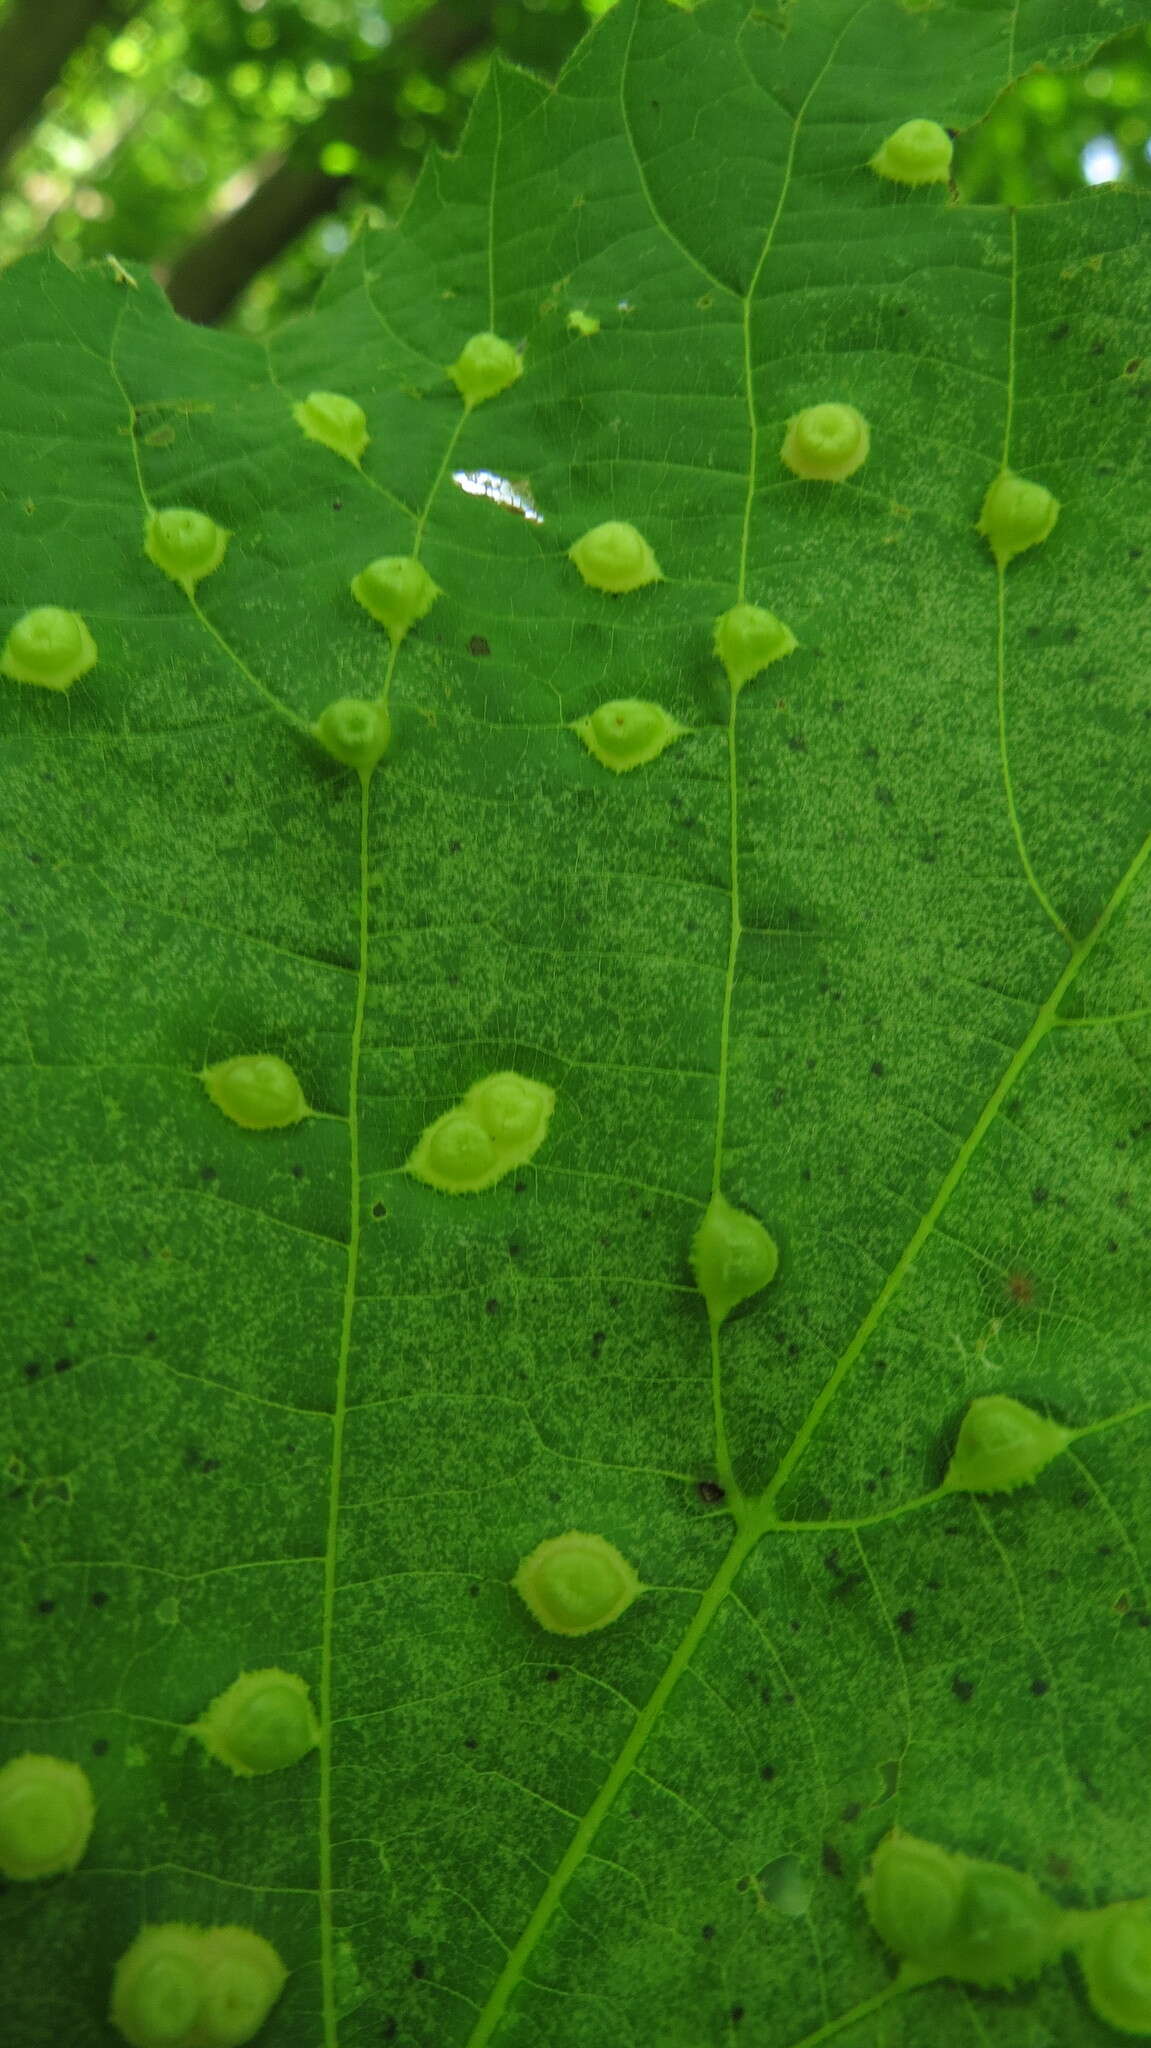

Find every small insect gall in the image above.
[513,1530,641,1636]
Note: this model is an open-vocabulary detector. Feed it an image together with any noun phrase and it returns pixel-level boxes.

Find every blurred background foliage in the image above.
[0,0,1147,334]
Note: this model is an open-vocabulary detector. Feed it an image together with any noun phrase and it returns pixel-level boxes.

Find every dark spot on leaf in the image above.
[1031,1678,1049,1696]
[468,635,491,656]
[544,1668,560,1683]
[291,1164,304,1179]
[896,1608,915,1634]
[1032,1186,1048,1205]
[371,1202,386,1219]
[54,1357,73,1373]
[760,1763,775,1781]
[23,1361,41,1379]
[1049,321,1070,342]
[787,734,807,752]
[841,1802,861,1822]
[697,1480,725,1505]
[870,1061,886,1077]
[821,1842,843,1878]
[91,1739,108,1757]
[448,839,462,854]
[702,1923,715,1941]
[200,1165,217,1182]
[467,1584,479,1598]
[382,2022,398,2043]
[731,2008,744,2026]
[91,1591,108,1609]
[411,1959,427,1979]
[952,1675,974,1703]
[875,785,894,806]
[38,1598,55,1615]
[332,500,343,511]
[485,1298,500,1315]
[463,1737,477,1750]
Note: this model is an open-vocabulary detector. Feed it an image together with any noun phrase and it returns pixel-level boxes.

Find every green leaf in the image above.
[3,2,1150,2043]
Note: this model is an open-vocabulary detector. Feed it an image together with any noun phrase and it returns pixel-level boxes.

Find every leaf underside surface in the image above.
[2,1,1150,2043]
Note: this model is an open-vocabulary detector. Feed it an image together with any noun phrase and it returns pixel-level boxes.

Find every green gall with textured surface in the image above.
[197,1928,288,2047]
[292,390,369,465]
[514,1530,641,1637]
[978,471,1060,567]
[574,698,684,772]
[870,118,953,186]
[714,603,797,689]
[1075,1901,1151,2036]
[781,403,870,482]
[0,1753,95,1880]
[566,309,600,336]
[466,1070,555,1155]
[448,331,522,408]
[313,697,390,772]
[193,1668,319,1778]
[943,1394,1071,1494]
[863,1830,962,1970]
[110,1923,287,2048]
[863,1831,1062,1987]
[145,508,230,592]
[1,606,98,691]
[111,1925,203,2048]
[351,555,440,643]
[409,1071,555,1192]
[569,520,662,594]
[202,1055,309,1132]
[946,1861,1064,1988]
[690,1191,779,1323]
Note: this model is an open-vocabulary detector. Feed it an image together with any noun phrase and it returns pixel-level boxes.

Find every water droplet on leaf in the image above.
[202,1055,309,1131]
[145,508,230,593]
[781,404,870,482]
[573,698,683,771]
[943,1395,1071,1494]
[513,1530,641,1636]
[448,331,522,408]
[0,1753,95,1880]
[691,1192,779,1323]
[351,555,440,643]
[291,390,369,465]
[714,604,797,689]
[870,118,953,186]
[569,521,662,593]
[192,1668,319,1777]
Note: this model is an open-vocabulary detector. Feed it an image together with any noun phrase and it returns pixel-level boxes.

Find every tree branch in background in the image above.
[164,161,349,326]
[0,0,126,172]
[163,0,494,326]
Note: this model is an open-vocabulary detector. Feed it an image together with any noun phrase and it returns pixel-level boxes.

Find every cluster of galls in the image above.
[865,1830,1151,2036]
[0,1667,316,2043]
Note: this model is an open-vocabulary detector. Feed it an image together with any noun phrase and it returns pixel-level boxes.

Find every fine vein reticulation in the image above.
[7,1,1150,2044]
